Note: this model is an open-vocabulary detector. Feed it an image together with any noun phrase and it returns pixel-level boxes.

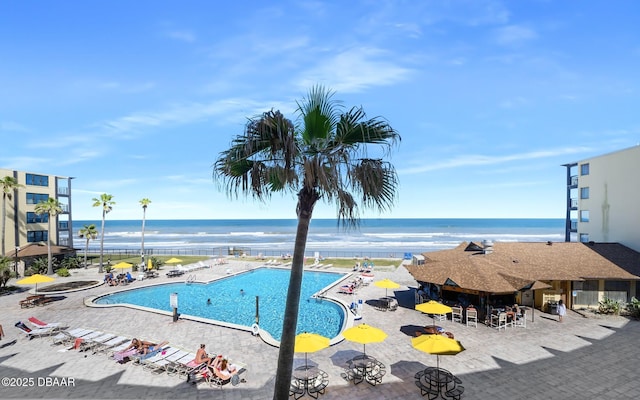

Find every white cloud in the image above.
[494,25,537,46]
[400,146,593,175]
[296,47,413,93]
[166,30,197,43]
[0,121,30,132]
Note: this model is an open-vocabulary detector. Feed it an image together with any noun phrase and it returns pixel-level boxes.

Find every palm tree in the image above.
[139,198,151,264]
[213,85,400,399]
[92,193,115,273]
[1,176,24,256]
[78,224,98,269]
[34,197,63,275]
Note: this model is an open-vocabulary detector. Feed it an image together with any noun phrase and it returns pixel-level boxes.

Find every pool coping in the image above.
[84,266,353,347]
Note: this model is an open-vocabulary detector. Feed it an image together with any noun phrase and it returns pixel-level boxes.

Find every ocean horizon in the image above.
[72,218,566,258]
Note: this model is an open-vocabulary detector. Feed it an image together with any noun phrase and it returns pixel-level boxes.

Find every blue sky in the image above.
[1,0,638,220]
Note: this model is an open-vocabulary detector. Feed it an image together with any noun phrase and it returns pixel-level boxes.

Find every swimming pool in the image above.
[93,268,348,341]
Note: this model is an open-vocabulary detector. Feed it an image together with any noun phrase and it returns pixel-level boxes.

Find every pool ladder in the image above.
[185,274,196,283]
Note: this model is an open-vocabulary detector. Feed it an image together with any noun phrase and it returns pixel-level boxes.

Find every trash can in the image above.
[548,301,558,315]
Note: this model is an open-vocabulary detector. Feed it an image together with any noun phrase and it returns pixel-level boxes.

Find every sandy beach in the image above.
[1,259,639,399]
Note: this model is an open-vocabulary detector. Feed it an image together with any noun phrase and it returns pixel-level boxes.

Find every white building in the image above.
[563,145,640,252]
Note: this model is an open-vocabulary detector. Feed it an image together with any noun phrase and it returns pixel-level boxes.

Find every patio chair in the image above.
[289,378,305,400]
[515,308,527,328]
[366,360,386,386]
[451,306,463,323]
[307,370,329,398]
[466,308,478,327]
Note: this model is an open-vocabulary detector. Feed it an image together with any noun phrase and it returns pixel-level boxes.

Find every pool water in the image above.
[94,268,347,341]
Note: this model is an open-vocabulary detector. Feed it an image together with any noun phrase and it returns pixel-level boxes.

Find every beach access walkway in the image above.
[1,258,639,399]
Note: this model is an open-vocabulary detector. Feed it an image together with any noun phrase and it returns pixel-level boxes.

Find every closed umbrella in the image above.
[342,323,387,358]
[17,274,55,293]
[295,333,330,369]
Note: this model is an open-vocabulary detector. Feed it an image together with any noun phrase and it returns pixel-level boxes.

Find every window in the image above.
[579,233,589,243]
[27,230,48,242]
[580,163,589,176]
[580,210,590,222]
[580,187,589,199]
[26,193,49,204]
[26,212,48,223]
[25,173,49,186]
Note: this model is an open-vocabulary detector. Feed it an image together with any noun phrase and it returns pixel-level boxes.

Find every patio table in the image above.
[415,367,462,399]
[347,355,376,385]
[292,366,327,398]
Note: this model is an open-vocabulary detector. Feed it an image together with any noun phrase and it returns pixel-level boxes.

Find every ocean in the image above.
[72,218,566,258]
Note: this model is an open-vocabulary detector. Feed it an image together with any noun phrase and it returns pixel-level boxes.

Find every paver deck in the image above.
[1,259,638,399]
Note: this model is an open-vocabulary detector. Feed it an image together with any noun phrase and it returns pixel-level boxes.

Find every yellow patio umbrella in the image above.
[342,323,387,357]
[373,278,400,297]
[166,257,183,264]
[415,300,452,315]
[112,262,133,272]
[416,300,453,326]
[295,332,330,369]
[411,334,465,372]
[17,274,55,293]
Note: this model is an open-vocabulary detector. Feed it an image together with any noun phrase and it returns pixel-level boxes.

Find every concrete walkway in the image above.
[1,260,638,399]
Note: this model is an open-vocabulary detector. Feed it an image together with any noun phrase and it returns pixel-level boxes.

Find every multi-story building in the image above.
[563,145,640,252]
[0,168,74,257]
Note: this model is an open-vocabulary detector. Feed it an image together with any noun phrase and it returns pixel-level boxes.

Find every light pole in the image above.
[14,246,20,278]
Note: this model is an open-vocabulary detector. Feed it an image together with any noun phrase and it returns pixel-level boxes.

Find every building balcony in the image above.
[58,221,69,230]
[57,187,71,196]
[570,198,578,209]
[569,175,578,187]
[569,221,577,231]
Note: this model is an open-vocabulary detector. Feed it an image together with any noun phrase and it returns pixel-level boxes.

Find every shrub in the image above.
[56,268,70,277]
[626,297,640,319]
[0,257,15,288]
[598,297,621,315]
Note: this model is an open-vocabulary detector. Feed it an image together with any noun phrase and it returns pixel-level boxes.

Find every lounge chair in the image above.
[166,352,199,377]
[140,347,182,372]
[28,317,65,331]
[79,332,116,352]
[207,359,247,388]
[130,341,170,365]
[51,328,95,346]
[19,295,45,308]
[14,321,58,339]
[92,335,130,355]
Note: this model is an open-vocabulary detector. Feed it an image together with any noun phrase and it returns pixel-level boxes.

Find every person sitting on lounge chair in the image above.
[139,339,168,355]
[114,338,143,362]
[195,343,213,366]
[210,355,238,382]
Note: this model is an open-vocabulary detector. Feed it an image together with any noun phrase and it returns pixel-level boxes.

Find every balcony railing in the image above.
[570,221,577,231]
[60,204,70,213]
[570,198,578,208]
[58,221,69,230]
[57,187,70,196]
[570,175,578,187]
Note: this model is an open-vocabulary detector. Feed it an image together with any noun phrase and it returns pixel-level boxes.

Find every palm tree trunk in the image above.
[99,210,106,273]
[141,208,146,263]
[47,216,53,275]
[273,190,316,400]
[1,195,6,256]
[84,238,89,269]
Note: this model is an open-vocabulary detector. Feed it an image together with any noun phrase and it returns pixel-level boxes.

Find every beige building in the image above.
[1,168,74,260]
[563,145,640,252]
